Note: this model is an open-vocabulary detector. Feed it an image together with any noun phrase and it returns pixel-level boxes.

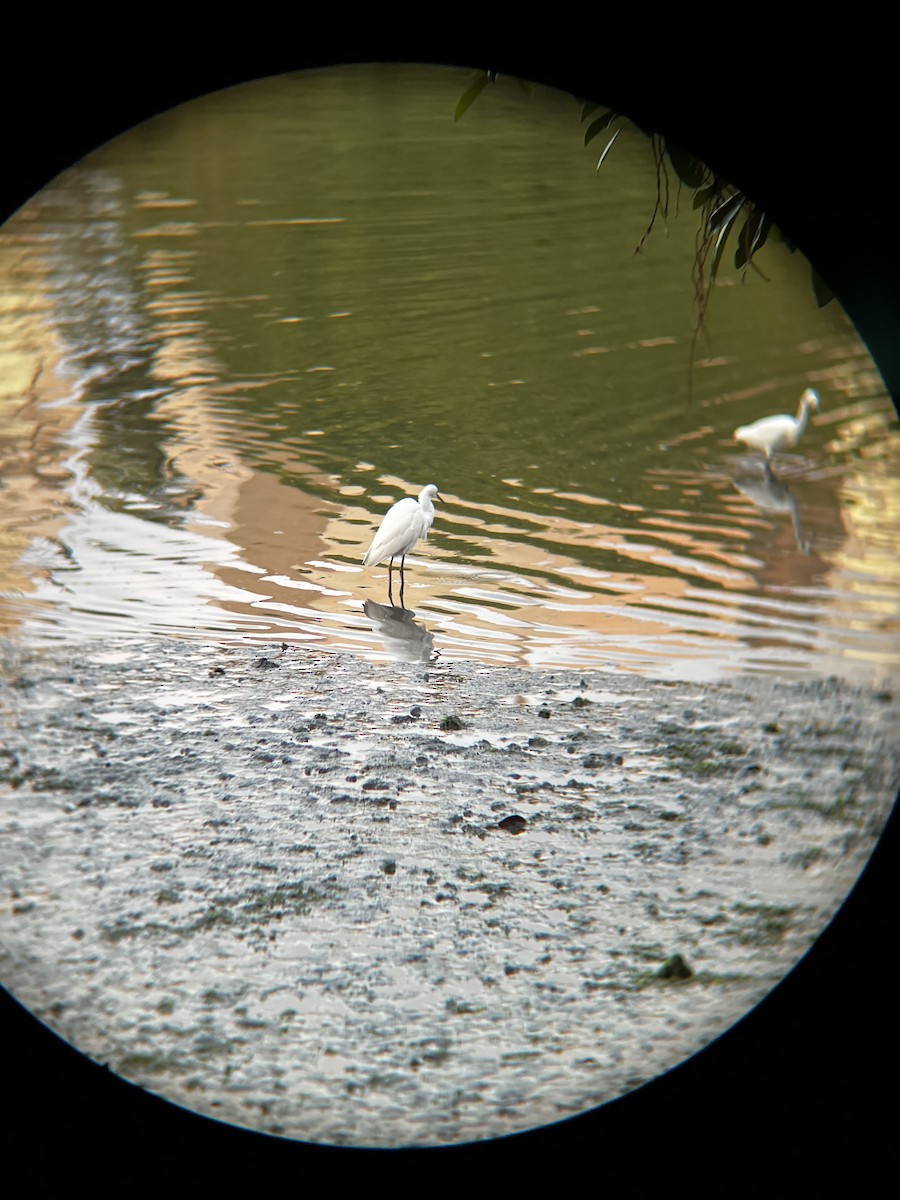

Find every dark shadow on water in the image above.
[362,599,436,663]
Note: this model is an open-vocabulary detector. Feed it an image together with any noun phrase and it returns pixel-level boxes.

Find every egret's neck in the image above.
[795,397,813,435]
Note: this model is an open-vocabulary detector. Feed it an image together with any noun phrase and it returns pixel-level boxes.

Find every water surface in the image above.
[1,65,897,681]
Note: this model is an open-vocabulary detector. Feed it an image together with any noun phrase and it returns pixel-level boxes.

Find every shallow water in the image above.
[1,65,897,681]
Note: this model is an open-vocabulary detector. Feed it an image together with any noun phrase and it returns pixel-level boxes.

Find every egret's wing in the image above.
[734,414,793,451]
[362,497,418,566]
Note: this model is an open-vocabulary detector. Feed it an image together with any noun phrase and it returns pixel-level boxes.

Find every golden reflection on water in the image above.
[2,354,898,679]
[0,239,84,631]
[125,448,894,681]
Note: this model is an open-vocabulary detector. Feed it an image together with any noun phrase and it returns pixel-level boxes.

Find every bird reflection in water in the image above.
[733,471,811,554]
[363,600,437,663]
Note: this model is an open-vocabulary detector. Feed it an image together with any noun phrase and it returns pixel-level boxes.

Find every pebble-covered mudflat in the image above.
[1,637,896,1147]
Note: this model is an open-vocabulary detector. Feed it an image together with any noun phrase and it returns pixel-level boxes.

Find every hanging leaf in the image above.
[584,111,618,145]
[596,128,622,170]
[581,101,601,122]
[710,211,740,283]
[751,213,772,258]
[454,73,490,122]
[692,184,717,211]
[734,218,751,271]
[734,207,765,270]
[665,142,708,189]
[707,192,745,236]
[812,268,834,307]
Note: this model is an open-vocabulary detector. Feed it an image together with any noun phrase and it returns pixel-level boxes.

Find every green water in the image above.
[1,65,897,679]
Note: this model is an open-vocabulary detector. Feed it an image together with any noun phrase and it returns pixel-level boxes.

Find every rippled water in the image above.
[1,65,898,681]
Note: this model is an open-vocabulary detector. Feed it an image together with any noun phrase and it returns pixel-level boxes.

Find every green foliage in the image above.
[453,73,833,339]
[664,142,707,189]
[579,102,831,312]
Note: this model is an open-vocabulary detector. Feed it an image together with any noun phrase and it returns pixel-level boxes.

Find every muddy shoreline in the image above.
[1,637,897,1147]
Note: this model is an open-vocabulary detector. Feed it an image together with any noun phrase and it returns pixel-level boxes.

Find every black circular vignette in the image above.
[2,35,897,1186]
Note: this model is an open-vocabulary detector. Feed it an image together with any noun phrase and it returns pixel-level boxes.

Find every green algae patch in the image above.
[728,902,796,945]
[659,725,750,777]
[239,880,331,920]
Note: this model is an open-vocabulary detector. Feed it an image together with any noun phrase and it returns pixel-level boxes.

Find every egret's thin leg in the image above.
[388,557,395,605]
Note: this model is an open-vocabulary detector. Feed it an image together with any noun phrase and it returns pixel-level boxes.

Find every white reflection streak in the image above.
[264,574,350,598]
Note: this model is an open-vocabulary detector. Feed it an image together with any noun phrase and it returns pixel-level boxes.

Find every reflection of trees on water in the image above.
[733,471,811,554]
[24,169,168,499]
[30,168,230,514]
[363,599,436,663]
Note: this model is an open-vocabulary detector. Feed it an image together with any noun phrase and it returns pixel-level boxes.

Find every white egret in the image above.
[733,388,820,474]
[362,483,442,604]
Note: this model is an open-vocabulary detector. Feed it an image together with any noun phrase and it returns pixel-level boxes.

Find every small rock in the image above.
[582,752,624,769]
[440,715,465,731]
[495,814,527,835]
[656,953,694,981]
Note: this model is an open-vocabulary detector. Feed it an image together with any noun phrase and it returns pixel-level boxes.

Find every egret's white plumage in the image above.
[733,388,820,470]
[362,483,442,600]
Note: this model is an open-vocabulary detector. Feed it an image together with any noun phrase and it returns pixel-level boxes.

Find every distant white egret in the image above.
[362,483,442,604]
[733,388,820,474]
